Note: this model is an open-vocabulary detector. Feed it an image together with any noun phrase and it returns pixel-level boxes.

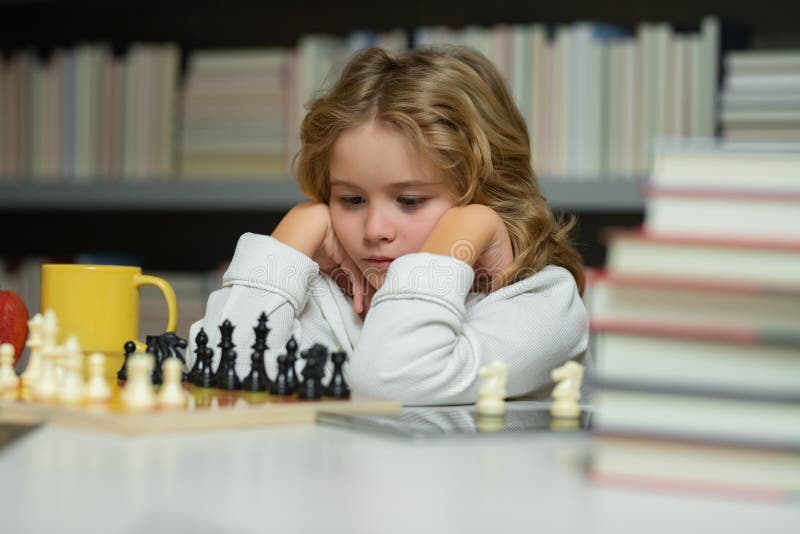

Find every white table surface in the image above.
[0,403,798,534]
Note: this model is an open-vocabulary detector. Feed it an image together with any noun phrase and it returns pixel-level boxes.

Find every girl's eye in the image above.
[398,197,427,209]
[338,196,364,207]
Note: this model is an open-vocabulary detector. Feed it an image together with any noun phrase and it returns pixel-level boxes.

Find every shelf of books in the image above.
[585,142,800,503]
[1,17,723,204]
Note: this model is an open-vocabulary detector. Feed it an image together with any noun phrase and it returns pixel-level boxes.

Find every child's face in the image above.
[329,119,456,289]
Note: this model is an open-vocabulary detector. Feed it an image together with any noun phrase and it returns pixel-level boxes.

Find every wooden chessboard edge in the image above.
[0,395,401,434]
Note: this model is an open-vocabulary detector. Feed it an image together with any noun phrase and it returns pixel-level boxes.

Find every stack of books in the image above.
[178,49,292,179]
[721,50,800,142]
[588,140,800,501]
[178,30,406,180]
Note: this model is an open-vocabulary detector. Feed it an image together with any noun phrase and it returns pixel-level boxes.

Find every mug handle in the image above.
[133,274,179,352]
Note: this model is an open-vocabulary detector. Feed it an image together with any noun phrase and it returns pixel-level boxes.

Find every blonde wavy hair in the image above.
[294,46,585,294]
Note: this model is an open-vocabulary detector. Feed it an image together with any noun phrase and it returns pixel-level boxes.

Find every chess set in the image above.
[0,310,400,435]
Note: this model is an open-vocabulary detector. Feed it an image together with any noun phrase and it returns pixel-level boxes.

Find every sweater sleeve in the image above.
[187,233,321,377]
[347,253,589,405]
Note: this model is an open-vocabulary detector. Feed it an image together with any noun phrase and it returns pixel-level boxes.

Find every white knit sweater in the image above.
[188,233,590,405]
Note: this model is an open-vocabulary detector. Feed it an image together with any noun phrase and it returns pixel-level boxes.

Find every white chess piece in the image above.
[85,352,111,403]
[42,309,58,343]
[21,313,44,386]
[550,361,584,419]
[122,353,156,411]
[0,343,19,391]
[33,310,60,401]
[53,332,69,388]
[58,335,85,405]
[476,361,508,416]
[157,358,187,409]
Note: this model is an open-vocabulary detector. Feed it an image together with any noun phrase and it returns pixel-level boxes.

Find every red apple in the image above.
[0,290,29,365]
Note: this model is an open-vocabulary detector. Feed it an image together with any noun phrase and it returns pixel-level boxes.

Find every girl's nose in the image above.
[364,205,396,242]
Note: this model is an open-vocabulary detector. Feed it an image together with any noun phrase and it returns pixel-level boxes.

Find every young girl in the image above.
[188,46,589,405]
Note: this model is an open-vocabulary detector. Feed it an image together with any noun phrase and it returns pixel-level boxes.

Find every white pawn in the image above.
[53,334,69,388]
[21,313,44,386]
[41,309,58,351]
[33,311,60,402]
[85,352,111,403]
[550,361,584,419]
[58,336,85,405]
[122,353,156,411]
[0,343,19,391]
[158,358,187,409]
[476,361,508,417]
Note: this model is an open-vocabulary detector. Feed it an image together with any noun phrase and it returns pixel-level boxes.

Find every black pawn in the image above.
[189,328,211,386]
[242,313,271,392]
[214,320,240,390]
[117,340,137,381]
[270,355,292,396]
[326,351,351,399]
[215,347,241,390]
[297,344,328,400]
[284,336,299,392]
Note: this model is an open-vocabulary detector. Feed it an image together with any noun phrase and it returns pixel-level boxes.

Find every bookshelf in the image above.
[1,1,795,274]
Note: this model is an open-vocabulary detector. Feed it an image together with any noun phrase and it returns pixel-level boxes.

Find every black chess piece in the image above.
[215,346,241,390]
[325,351,351,399]
[242,313,271,392]
[146,335,163,385]
[213,319,234,383]
[284,336,299,393]
[214,320,240,390]
[216,320,235,351]
[157,331,188,381]
[189,328,215,387]
[158,331,188,364]
[270,355,292,396]
[297,354,322,399]
[188,329,205,382]
[297,344,328,400]
[117,340,137,381]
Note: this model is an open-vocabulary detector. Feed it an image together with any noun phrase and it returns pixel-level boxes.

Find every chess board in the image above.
[0,381,401,435]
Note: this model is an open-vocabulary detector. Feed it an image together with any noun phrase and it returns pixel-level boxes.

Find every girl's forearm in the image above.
[271,201,330,259]
[419,205,499,265]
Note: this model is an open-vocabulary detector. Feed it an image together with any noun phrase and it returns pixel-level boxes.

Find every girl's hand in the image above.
[420,205,514,289]
[272,202,371,315]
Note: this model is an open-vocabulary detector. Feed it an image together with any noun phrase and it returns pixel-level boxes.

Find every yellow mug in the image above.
[40,264,178,376]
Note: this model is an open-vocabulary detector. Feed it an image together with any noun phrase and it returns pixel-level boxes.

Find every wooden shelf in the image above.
[0,177,645,212]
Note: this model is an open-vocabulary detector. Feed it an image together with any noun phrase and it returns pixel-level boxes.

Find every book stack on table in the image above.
[587,140,800,502]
